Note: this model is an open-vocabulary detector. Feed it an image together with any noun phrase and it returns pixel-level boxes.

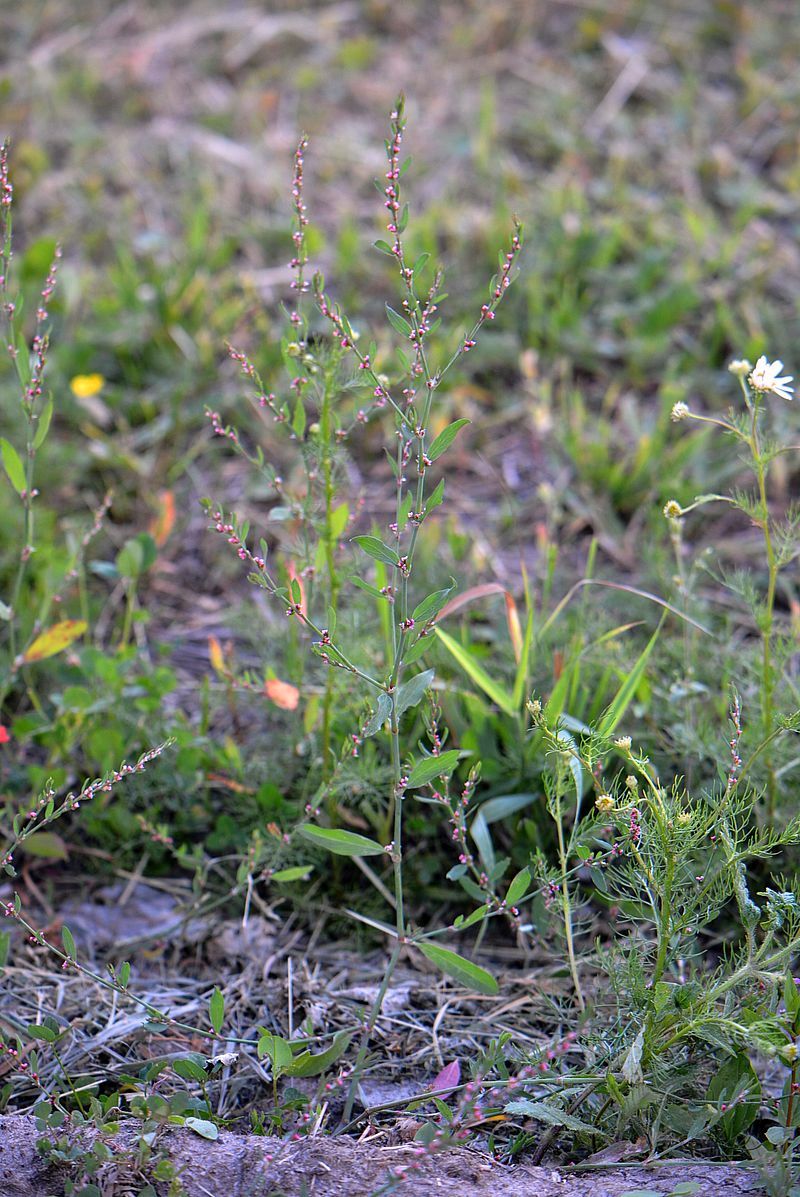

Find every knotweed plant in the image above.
[206,98,524,1118]
[207,139,352,787]
[0,141,111,715]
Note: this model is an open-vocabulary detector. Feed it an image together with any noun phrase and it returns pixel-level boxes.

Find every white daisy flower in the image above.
[748,355,794,401]
[727,359,752,376]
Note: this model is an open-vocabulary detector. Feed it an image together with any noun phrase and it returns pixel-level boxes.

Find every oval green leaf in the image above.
[184,1117,219,1140]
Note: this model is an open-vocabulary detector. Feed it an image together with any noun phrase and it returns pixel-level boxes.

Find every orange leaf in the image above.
[206,774,254,795]
[504,591,523,665]
[149,490,176,547]
[23,620,88,664]
[208,635,227,676]
[265,678,300,711]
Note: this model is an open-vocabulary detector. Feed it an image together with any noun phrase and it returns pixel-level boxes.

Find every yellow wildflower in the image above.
[70,373,105,399]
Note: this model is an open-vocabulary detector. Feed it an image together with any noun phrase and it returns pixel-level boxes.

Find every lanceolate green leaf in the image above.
[297,825,384,857]
[61,925,76,960]
[434,626,516,717]
[427,419,470,462]
[424,477,445,515]
[271,865,314,882]
[385,304,413,336]
[406,749,464,788]
[285,1031,352,1078]
[0,438,26,494]
[412,585,455,625]
[353,535,399,566]
[505,867,531,907]
[511,606,534,711]
[209,988,224,1034]
[33,396,53,450]
[417,943,498,995]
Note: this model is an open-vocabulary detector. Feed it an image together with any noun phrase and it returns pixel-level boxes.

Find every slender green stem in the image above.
[652,850,674,986]
[553,783,585,1011]
[752,409,779,820]
[341,943,402,1125]
[390,709,405,938]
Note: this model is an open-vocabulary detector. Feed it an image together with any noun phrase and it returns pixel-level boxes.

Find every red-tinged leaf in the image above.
[22,620,88,663]
[431,1059,460,1095]
[436,582,510,624]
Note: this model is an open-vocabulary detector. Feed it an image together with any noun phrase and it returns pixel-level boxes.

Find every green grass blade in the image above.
[435,626,516,716]
[597,616,665,738]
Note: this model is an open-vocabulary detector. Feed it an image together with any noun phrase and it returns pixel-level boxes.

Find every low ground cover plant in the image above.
[1,95,800,1197]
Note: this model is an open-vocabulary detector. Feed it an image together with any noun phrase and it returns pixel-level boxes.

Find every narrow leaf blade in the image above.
[297,825,384,857]
[417,943,498,995]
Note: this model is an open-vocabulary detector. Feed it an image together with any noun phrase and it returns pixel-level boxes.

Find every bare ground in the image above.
[0,1113,767,1197]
